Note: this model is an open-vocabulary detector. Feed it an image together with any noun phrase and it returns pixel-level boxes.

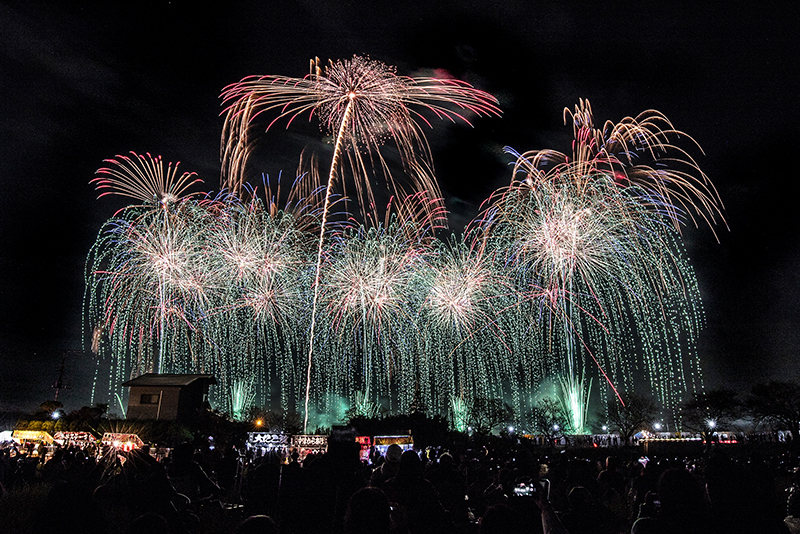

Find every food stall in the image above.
[101,432,144,451]
[246,432,289,457]
[11,430,55,456]
[53,431,98,449]
[373,435,413,456]
[290,434,328,461]
[356,435,372,462]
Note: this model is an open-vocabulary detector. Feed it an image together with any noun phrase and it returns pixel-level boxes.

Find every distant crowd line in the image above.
[2,434,800,534]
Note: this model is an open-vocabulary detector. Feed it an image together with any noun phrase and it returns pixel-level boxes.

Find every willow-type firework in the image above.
[479,101,720,431]
[222,55,500,429]
[86,91,722,434]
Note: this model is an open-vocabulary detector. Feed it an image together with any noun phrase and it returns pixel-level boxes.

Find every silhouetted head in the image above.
[385,444,402,463]
[235,515,277,534]
[129,512,169,534]
[568,485,592,510]
[344,487,391,534]
[397,449,422,478]
[173,442,194,464]
[605,455,618,470]
[658,468,706,521]
[439,452,454,467]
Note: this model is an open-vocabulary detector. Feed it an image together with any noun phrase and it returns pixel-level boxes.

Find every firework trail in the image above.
[511,99,725,237]
[222,55,500,430]
[204,190,319,411]
[317,223,420,412]
[85,197,217,405]
[221,55,501,222]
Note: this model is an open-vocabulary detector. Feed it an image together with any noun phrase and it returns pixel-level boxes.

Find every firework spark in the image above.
[221,55,501,220]
[91,152,203,206]
[510,99,725,237]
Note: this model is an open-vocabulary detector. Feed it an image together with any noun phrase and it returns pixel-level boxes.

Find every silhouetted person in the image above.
[166,442,220,502]
[426,452,468,523]
[247,451,282,517]
[597,455,625,497]
[559,485,618,534]
[785,487,800,533]
[385,450,448,534]
[235,514,278,534]
[479,503,524,534]
[371,444,402,488]
[128,512,170,534]
[705,454,789,534]
[632,468,708,534]
[344,486,394,534]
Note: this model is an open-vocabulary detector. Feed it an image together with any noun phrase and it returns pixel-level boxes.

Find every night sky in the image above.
[1,1,798,412]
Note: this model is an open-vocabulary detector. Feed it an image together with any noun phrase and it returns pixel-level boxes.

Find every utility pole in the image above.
[52,350,76,401]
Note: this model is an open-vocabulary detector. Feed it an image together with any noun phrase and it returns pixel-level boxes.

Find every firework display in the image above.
[478,100,720,430]
[85,58,723,432]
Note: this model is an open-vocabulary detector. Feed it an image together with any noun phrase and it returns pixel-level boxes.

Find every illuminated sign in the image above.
[54,431,97,445]
[373,435,413,446]
[291,434,328,450]
[247,432,289,449]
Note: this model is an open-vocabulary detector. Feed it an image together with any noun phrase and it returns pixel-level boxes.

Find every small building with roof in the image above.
[122,373,216,422]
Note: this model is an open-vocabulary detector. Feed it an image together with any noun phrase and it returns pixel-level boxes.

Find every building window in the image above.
[140,393,160,405]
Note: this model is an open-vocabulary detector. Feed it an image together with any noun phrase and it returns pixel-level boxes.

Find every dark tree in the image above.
[408,383,428,416]
[528,397,568,445]
[747,380,800,450]
[680,388,741,450]
[36,400,64,418]
[606,393,658,446]
[246,407,303,434]
[469,397,514,435]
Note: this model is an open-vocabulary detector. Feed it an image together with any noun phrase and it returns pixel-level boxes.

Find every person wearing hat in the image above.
[370,444,403,488]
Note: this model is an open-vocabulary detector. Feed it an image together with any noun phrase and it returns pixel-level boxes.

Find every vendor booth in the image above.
[101,432,144,451]
[11,430,55,457]
[373,435,413,456]
[246,432,289,457]
[54,431,98,449]
[290,434,328,460]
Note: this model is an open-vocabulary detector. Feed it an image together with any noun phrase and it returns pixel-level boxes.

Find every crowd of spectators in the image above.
[2,436,800,534]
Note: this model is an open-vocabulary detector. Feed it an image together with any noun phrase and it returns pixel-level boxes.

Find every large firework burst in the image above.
[222,55,500,429]
[221,55,501,215]
[479,101,719,431]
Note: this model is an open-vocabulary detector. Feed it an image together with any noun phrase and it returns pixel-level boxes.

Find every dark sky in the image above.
[1,0,798,412]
